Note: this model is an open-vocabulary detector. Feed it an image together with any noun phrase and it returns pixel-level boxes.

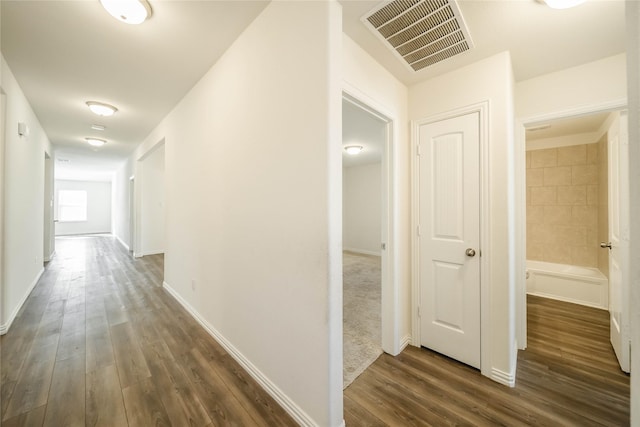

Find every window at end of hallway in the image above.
[58,190,87,222]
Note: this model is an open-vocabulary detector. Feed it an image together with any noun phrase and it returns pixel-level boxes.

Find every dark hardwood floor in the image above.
[2,235,630,426]
[344,295,630,426]
[1,235,296,426]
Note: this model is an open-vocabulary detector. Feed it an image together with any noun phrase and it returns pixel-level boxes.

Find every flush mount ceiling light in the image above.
[344,145,363,155]
[86,101,118,117]
[540,0,586,9]
[91,124,106,131]
[100,0,152,25]
[86,138,107,147]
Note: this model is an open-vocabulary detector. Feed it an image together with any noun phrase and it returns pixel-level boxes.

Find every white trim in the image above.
[342,83,401,356]
[491,367,516,387]
[162,281,317,427]
[139,249,164,257]
[343,247,381,257]
[398,334,412,355]
[411,101,492,379]
[0,267,44,335]
[44,250,56,262]
[520,98,627,126]
[115,235,130,252]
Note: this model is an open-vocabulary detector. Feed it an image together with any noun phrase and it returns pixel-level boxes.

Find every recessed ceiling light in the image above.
[100,0,152,25]
[541,0,586,9]
[86,101,118,117]
[86,138,107,147]
[91,124,106,131]
[344,145,363,155]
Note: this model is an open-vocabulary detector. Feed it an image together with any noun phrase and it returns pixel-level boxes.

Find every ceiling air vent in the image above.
[363,0,473,72]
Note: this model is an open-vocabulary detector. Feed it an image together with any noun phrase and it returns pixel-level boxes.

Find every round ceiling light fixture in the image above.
[86,101,118,117]
[86,138,107,147]
[344,145,363,155]
[100,0,152,25]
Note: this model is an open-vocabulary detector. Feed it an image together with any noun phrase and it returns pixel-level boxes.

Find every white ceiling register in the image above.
[362,0,474,72]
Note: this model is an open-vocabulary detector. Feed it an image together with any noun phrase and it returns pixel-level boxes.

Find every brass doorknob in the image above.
[466,248,476,257]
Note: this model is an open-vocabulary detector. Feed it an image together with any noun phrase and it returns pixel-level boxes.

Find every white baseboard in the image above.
[44,250,56,262]
[0,267,44,335]
[343,247,381,257]
[115,235,130,251]
[399,334,411,353]
[162,281,317,426]
[491,367,516,387]
[141,249,164,257]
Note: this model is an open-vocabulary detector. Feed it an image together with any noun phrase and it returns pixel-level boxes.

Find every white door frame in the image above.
[411,101,491,378]
[129,175,135,253]
[516,98,627,351]
[341,85,400,355]
[43,152,54,262]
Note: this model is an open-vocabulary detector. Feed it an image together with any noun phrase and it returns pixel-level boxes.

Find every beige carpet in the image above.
[343,251,382,389]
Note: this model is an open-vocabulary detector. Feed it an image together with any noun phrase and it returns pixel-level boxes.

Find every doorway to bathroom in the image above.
[522,108,630,374]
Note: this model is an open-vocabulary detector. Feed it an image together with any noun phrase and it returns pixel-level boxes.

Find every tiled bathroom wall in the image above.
[526,143,600,267]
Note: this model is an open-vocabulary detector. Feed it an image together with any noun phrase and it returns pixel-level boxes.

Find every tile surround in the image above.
[526,142,602,268]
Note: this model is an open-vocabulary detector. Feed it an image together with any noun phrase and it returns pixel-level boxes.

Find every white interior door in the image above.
[418,112,481,369]
[607,111,630,373]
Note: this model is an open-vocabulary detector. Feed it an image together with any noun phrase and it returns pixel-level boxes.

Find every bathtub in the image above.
[526,260,608,309]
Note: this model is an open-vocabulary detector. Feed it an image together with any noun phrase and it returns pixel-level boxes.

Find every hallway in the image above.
[0,236,295,426]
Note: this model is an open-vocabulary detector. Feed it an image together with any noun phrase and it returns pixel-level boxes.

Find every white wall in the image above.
[1,56,53,333]
[516,53,627,121]
[54,180,112,236]
[126,3,343,426]
[342,34,410,353]
[343,163,381,255]
[139,143,164,255]
[112,157,134,250]
[626,2,640,423]
[410,52,517,383]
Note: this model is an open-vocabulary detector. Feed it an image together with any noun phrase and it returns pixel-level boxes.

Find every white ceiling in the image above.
[526,111,611,141]
[341,0,626,85]
[1,0,268,180]
[1,0,626,179]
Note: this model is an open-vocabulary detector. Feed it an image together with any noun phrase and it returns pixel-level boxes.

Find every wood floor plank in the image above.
[122,377,172,427]
[86,327,116,374]
[1,404,46,427]
[110,322,151,388]
[3,334,59,420]
[213,353,298,426]
[140,339,212,427]
[180,348,257,426]
[86,364,128,427]
[42,354,85,427]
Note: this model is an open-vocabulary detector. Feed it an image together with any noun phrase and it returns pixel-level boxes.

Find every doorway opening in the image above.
[519,107,630,376]
[341,93,394,389]
[135,140,165,258]
[43,152,54,262]
[129,176,135,254]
